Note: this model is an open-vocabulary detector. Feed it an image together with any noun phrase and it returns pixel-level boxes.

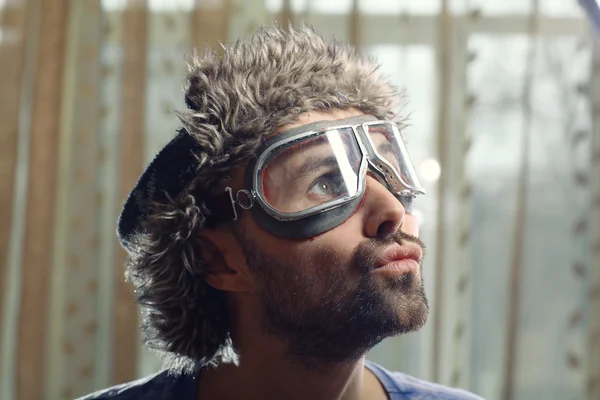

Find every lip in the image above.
[373,243,422,276]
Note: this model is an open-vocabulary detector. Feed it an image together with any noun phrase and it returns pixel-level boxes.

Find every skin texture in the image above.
[198,109,428,400]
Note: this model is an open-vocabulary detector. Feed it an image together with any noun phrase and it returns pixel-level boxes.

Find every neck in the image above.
[197,350,367,400]
[195,296,384,400]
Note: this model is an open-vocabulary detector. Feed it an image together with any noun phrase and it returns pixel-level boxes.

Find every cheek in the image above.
[402,214,420,238]
[307,225,362,271]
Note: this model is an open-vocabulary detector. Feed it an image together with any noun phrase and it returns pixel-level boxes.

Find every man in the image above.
[80,25,483,400]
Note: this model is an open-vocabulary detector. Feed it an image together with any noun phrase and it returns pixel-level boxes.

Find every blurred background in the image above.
[1,0,600,399]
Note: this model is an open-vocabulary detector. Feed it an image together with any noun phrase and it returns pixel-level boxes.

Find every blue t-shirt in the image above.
[78,361,484,400]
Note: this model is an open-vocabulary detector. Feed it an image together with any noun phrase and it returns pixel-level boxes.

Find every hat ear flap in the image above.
[117,129,203,253]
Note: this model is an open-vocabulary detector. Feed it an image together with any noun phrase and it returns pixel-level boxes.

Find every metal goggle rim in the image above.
[360,120,426,197]
[248,121,424,222]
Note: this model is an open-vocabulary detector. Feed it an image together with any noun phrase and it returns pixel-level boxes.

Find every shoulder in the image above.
[76,370,197,400]
[365,361,485,400]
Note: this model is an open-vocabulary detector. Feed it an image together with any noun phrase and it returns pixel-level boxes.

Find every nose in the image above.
[362,174,406,239]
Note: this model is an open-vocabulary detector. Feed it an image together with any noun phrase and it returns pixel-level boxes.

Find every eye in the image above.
[308,172,346,198]
[311,180,334,195]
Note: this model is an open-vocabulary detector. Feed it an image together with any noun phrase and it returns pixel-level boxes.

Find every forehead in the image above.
[279,108,367,133]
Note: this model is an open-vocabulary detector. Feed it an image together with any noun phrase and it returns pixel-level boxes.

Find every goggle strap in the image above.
[202,189,237,228]
[202,187,256,228]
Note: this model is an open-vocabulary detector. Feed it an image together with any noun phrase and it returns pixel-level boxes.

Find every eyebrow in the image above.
[296,156,338,176]
[378,142,394,156]
[368,126,395,155]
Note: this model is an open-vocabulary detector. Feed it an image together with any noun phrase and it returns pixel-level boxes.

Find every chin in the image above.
[385,283,429,335]
[393,296,429,334]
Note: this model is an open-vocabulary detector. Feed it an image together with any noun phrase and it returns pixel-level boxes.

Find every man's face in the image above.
[232,109,428,369]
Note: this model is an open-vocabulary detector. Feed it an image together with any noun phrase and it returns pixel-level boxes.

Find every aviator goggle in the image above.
[207,114,425,239]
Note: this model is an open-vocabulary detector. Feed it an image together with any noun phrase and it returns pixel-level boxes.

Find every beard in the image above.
[232,226,429,371]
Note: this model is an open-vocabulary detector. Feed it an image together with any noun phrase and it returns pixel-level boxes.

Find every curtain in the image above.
[0,1,598,399]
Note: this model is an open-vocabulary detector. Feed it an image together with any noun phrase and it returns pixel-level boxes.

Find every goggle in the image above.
[208,114,425,239]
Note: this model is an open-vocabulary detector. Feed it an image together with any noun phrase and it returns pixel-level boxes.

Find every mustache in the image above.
[387,230,426,251]
[351,230,426,274]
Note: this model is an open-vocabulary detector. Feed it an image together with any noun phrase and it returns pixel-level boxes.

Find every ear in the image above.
[199,227,253,293]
